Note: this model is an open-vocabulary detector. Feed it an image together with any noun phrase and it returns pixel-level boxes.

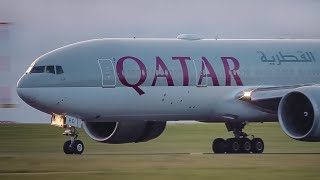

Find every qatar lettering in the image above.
[116,56,243,95]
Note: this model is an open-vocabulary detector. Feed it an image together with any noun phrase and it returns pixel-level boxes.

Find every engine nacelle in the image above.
[278,86,320,141]
[82,121,166,144]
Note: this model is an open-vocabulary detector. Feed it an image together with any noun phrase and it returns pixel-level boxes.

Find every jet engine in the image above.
[278,86,320,141]
[82,121,166,144]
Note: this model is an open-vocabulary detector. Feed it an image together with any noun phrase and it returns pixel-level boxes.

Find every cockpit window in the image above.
[56,66,64,74]
[28,65,63,74]
[30,66,45,73]
[46,66,55,74]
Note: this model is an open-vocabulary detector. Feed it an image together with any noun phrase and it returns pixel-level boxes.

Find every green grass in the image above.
[0,123,320,180]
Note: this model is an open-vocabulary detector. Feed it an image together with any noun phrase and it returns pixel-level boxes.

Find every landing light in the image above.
[240,90,253,101]
[243,91,252,98]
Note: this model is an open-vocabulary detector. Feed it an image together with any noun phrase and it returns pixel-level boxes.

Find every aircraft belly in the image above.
[32,86,276,122]
[53,86,212,121]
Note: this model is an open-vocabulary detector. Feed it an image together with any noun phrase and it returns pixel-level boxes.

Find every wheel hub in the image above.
[77,144,83,151]
[232,142,240,151]
[244,142,251,151]
[256,142,263,150]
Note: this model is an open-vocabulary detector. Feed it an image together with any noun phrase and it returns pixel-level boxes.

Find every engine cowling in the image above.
[82,121,166,144]
[278,86,320,141]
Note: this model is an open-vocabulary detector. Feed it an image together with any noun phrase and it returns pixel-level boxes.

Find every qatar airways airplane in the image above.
[17,34,320,154]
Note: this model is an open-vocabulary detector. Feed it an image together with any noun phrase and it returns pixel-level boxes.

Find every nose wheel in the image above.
[212,122,264,154]
[62,126,84,154]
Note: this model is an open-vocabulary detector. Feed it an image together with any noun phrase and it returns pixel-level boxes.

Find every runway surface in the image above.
[1,123,320,180]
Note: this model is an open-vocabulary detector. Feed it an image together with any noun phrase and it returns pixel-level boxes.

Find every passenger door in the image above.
[98,59,116,88]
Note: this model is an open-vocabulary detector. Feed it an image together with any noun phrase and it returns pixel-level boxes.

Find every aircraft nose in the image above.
[16,75,38,104]
[16,87,38,104]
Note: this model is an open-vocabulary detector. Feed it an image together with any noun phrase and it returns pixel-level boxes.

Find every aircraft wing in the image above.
[240,84,318,113]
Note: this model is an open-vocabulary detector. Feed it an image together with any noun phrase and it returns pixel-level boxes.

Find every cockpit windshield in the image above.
[56,66,64,74]
[28,65,64,74]
[30,66,45,73]
[46,66,55,74]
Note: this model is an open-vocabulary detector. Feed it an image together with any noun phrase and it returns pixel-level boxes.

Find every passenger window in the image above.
[46,66,55,74]
[56,66,64,74]
[30,66,45,73]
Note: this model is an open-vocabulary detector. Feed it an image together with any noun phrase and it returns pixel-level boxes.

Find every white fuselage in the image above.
[16,38,320,123]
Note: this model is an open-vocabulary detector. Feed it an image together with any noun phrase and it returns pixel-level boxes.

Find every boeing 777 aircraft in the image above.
[16,34,320,154]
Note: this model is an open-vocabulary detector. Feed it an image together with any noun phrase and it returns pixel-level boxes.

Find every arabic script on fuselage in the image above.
[258,51,316,65]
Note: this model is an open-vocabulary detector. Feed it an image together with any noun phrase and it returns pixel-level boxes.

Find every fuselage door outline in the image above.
[98,59,116,88]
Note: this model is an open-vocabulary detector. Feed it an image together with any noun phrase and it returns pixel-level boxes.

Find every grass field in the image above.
[1,123,320,180]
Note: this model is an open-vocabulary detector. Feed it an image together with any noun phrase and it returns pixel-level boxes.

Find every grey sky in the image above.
[0,0,320,123]
[2,0,320,39]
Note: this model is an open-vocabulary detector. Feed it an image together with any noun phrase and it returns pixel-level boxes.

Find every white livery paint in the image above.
[16,35,320,154]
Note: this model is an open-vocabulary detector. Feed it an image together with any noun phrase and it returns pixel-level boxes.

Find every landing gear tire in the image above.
[226,138,241,153]
[212,138,226,153]
[63,140,73,154]
[241,138,252,153]
[71,140,84,154]
[212,122,264,154]
[251,138,264,153]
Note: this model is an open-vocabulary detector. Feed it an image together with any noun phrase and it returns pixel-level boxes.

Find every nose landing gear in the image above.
[62,126,84,154]
[212,122,264,154]
[51,114,84,154]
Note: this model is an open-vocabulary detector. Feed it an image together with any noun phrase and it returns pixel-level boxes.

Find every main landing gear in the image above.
[212,122,264,154]
[62,126,84,154]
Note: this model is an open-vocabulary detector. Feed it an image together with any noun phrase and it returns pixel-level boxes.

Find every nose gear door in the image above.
[98,59,116,88]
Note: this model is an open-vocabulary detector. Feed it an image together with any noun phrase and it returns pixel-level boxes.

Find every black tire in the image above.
[251,138,264,153]
[71,140,84,154]
[63,140,73,154]
[240,138,252,153]
[226,138,241,153]
[212,138,226,153]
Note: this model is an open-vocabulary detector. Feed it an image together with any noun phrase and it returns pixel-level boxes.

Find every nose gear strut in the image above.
[51,114,84,154]
[62,126,84,154]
